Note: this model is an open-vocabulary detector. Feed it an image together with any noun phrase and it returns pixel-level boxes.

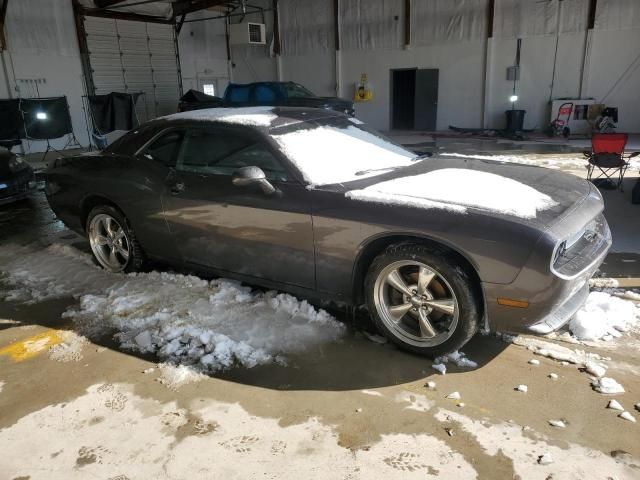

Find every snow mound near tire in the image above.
[0,243,345,371]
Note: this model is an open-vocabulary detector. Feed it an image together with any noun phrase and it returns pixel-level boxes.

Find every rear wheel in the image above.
[86,205,145,273]
[365,244,480,357]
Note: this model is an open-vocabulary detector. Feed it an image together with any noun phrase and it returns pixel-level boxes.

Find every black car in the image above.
[177,89,225,113]
[45,107,609,357]
[0,147,37,206]
[223,81,355,116]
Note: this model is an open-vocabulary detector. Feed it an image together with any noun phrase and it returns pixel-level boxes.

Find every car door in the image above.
[122,127,185,262]
[161,124,315,289]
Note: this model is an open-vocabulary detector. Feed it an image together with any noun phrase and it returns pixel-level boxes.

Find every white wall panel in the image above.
[595,0,640,30]
[2,0,89,152]
[280,52,336,97]
[340,0,403,51]
[178,11,229,95]
[583,27,640,132]
[279,0,334,55]
[412,0,487,46]
[340,41,486,131]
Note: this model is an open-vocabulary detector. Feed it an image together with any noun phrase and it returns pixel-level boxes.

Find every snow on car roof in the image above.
[161,106,278,127]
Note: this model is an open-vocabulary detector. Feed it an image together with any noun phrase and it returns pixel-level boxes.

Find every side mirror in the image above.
[232,166,276,195]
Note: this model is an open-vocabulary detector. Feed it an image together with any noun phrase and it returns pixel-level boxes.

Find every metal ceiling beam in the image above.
[272,0,280,55]
[77,4,174,23]
[587,0,598,30]
[171,0,230,17]
[94,0,131,7]
[487,0,494,38]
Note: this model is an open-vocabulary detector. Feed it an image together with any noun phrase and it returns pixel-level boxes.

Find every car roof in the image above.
[156,106,344,130]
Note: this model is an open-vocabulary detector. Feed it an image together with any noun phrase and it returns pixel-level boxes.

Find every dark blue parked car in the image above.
[223,81,355,116]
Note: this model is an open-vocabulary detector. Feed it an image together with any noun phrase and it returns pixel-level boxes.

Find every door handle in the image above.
[170,182,185,195]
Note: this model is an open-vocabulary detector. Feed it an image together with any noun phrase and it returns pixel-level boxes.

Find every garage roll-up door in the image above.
[83,16,182,122]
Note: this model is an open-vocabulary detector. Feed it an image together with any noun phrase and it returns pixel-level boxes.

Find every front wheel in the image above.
[365,244,480,357]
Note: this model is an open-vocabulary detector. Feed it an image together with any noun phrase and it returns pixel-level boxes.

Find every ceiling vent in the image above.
[229,22,266,45]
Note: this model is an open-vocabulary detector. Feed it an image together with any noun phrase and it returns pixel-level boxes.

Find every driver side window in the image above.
[177,127,289,182]
[142,130,184,167]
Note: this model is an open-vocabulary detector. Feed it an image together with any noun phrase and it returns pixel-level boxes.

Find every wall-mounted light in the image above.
[509,95,518,103]
[36,111,48,120]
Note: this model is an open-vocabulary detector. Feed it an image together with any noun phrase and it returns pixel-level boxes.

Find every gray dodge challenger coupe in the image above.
[45,107,611,357]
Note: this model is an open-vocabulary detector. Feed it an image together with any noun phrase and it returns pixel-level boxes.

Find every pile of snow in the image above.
[592,377,625,394]
[163,107,278,127]
[0,243,345,371]
[432,363,447,375]
[155,363,205,391]
[569,292,639,341]
[346,168,557,219]
[48,331,86,363]
[619,411,636,423]
[607,400,624,411]
[548,419,566,428]
[507,335,607,366]
[272,124,416,186]
[537,453,554,465]
[435,350,478,369]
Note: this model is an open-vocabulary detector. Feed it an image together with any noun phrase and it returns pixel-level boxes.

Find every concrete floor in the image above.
[2,141,640,479]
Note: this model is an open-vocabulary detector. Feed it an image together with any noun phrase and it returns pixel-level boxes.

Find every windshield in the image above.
[286,83,314,98]
[270,117,417,186]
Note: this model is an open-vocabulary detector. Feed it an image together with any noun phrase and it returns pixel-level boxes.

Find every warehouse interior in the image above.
[2,1,640,478]
[1,0,639,153]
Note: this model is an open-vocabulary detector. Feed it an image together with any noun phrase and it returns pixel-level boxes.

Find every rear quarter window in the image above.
[104,125,158,156]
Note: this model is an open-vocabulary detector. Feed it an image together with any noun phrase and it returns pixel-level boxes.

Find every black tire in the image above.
[86,205,145,273]
[365,243,480,357]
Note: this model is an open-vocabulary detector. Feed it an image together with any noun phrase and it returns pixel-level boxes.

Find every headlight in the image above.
[8,156,29,173]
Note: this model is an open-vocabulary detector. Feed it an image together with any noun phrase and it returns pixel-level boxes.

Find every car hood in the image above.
[321,155,594,228]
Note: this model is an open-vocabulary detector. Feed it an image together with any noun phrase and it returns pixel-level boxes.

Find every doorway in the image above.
[391,68,439,131]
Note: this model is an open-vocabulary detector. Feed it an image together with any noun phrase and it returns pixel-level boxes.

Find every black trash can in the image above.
[505,109,526,132]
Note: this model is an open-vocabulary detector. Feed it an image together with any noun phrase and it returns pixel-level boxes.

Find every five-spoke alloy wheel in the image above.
[89,213,130,272]
[366,244,480,357]
[86,205,145,273]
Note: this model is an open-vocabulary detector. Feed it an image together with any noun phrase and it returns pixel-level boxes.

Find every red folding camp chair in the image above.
[585,133,639,191]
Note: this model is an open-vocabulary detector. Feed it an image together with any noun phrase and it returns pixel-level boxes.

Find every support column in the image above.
[333,0,341,97]
[481,0,495,128]
[579,0,597,97]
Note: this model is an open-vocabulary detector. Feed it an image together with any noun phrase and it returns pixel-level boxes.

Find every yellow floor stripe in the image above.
[0,329,63,362]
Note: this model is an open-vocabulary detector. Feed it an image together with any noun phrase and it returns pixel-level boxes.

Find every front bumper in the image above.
[483,190,611,334]
[0,171,37,206]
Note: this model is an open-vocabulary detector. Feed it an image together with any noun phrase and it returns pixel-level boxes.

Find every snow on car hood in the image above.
[346,168,558,219]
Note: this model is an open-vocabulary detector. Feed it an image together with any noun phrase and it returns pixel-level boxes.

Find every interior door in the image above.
[414,69,439,131]
[391,69,416,130]
[161,125,315,289]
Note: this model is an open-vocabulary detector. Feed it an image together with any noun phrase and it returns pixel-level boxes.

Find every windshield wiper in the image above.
[412,152,433,161]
